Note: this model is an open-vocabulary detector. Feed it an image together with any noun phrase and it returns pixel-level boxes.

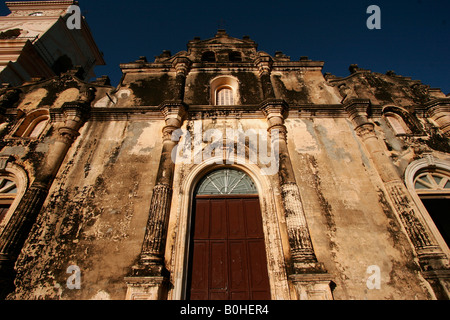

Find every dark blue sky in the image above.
[2,0,449,94]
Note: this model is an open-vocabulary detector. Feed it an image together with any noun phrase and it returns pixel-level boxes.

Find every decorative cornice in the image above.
[423,98,450,109]
[5,1,76,10]
[60,101,91,119]
[158,101,188,119]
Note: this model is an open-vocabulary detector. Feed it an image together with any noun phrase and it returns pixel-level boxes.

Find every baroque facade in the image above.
[0,11,449,300]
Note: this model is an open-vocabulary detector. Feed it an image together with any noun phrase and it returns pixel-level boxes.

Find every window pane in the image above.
[216,88,233,105]
[433,175,443,185]
[415,181,428,189]
[420,176,431,185]
[29,119,47,138]
[7,186,17,194]
[197,169,257,195]
[445,181,450,189]
[0,179,17,194]
[387,116,406,134]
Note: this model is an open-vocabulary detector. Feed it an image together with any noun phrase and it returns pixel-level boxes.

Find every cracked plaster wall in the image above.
[286,117,435,299]
[12,118,164,300]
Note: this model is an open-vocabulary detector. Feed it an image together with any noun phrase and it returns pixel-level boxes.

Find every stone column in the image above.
[172,57,191,101]
[125,102,187,299]
[345,99,449,299]
[260,99,333,300]
[260,100,321,267]
[255,55,275,100]
[0,95,92,299]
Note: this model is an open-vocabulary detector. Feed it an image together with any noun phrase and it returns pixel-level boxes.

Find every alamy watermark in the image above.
[367,5,381,30]
[171,121,280,176]
[366,265,381,290]
[66,265,81,289]
[66,5,81,30]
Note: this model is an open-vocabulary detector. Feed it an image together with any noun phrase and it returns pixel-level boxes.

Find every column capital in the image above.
[425,99,450,136]
[159,101,188,120]
[57,127,80,144]
[260,99,289,118]
[59,101,91,143]
[159,101,188,139]
[60,101,91,122]
[172,56,192,76]
[354,122,376,140]
[344,98,372,127]
[254,54,274,76]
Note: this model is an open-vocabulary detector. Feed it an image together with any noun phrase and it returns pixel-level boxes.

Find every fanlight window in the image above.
[196,169,257,195]
[0,178,17,195]
[216,87,234,106]
[414,171,450,195]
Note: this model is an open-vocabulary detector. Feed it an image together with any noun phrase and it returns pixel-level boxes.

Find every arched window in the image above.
[13,109,49,138]
[413,169,450,247]
[406,157,450,251]
[216,87,234,106]
[28,118,48,138]
[210,76,239,106]
[414,171,450,192]
[196,168,257,195]
[385,112,411,135]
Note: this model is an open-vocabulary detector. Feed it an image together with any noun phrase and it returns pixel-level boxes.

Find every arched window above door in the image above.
[405,157,450,250]
[414,171,450,195]
[196,169,257,195]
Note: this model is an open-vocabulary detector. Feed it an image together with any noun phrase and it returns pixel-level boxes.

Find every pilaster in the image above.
[260,99,333,299]
[125,101,187,300]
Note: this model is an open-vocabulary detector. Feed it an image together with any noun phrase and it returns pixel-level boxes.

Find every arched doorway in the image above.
[186,168,271,300]
[405,157,450,255]
[413,169,450,246]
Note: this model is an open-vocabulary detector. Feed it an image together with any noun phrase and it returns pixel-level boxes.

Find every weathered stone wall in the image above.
[12,118,164,299]
[286,117,435,299]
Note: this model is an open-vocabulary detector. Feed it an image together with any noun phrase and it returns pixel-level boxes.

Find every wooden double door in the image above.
[187,196,271,300]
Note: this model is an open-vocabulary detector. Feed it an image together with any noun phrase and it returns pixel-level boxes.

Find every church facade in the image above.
[0,9,449,299]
